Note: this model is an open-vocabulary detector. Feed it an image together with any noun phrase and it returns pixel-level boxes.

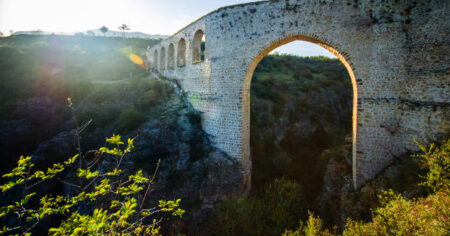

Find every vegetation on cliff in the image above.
[0,35,241,234]
[214,54,449,236]
[250,55,352,196]
[0,131,184,235]
[285,139,449,236]
[0,35,448,235]
[0,35,159,174]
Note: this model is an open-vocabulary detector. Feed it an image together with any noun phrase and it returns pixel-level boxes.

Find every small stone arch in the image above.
[153,49,158,71]
[242,35,360,189]
[160,47,166,70]
[192,29,205,63]
[168,43,175,70]
[177,38,187,67]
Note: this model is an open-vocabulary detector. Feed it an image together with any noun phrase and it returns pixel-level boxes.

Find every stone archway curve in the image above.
[241,34,359,189]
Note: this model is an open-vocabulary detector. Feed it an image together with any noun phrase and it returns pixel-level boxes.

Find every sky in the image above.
[0,0,334,57]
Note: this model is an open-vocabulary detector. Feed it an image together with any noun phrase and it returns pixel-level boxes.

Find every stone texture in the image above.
[147,0,450,189]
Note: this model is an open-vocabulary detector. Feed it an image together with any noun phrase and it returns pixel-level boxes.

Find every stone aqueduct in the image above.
[147,0,449,190]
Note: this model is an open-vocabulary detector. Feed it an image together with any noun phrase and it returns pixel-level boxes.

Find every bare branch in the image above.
[57,178,81,188]
[140,159,161,210]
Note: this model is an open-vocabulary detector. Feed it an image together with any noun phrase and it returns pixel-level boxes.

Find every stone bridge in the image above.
[147,0,449,190]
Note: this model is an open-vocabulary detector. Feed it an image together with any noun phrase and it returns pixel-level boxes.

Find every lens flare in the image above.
[129,54,147,69]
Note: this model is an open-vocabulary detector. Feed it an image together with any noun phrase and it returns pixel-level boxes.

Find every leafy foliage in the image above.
[217,178,307,236]
[341,190,449,236]
[283,213,334,236]
[283,139,450,236]
[0,126,183,234]
[413,139,449,192]
[118,107,147,133]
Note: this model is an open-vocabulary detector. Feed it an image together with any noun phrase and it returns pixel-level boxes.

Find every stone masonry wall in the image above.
[147,0,449,191]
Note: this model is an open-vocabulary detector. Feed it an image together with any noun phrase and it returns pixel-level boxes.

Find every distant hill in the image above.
[13,29,168,39]
[84,29,168,39]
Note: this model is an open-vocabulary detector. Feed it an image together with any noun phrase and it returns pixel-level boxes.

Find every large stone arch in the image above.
[241,35,359,189]
[147,0,449,194]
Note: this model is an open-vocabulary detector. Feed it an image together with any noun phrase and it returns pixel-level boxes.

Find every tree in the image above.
[0,99,184,235]
[100,26,109,36]
[0,31,3,37]
[413,139,449,192]
[118,24,130,38]
[283,139,450,236]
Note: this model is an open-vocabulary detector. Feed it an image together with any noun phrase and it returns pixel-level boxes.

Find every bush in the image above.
[216,178,307,236]
[283,139,450,236]
[413,139,449,193]
[0,101,184,235]
[118,107,147,133]
[342,190,449,236]
[284,213,334,236]
[136,80,174,108]
[0,134,184,235]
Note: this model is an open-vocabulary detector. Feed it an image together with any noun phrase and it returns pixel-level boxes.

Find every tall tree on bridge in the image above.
[118,24,130,38]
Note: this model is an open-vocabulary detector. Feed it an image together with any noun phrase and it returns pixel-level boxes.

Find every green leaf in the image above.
[106,134,124,145]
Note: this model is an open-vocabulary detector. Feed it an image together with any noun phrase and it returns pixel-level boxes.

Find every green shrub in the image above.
[283,139,450,236]
[413,139,449,193]
[342,190,449,236]
[136,79,174,108]
[0,133,184,235]
[118,107,147,133]
[217,178,307,236]
[284,213,334,236]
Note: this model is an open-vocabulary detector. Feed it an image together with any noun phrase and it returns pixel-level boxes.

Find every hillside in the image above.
[0,35,157,173]
[12,30,168,39]
[0,35,447,235]
[0,35,242,234]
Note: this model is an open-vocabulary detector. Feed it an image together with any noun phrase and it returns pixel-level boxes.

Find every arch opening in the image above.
[153,49,158,71]
[192,29,205,63]
[168,43,175,70]
[177,38,187,67]
[159,47,166,71]
[242,36,359,195]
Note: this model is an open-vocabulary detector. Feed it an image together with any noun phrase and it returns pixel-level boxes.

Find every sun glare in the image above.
[0,0,253,36]
[129,53,147,69]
